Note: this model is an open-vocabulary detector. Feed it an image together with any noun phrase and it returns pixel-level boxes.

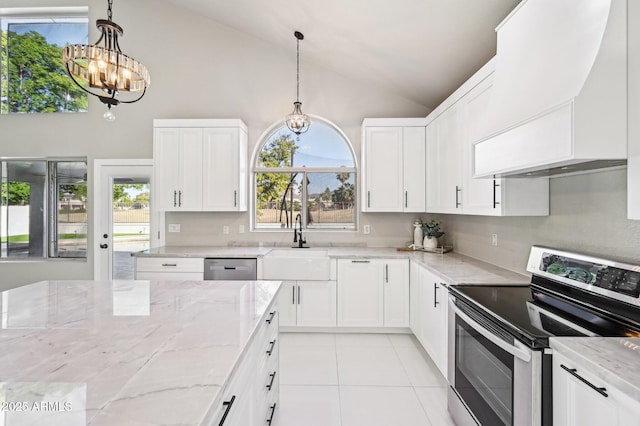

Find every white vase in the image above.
[423,235,438,249]
[413,223,423,248]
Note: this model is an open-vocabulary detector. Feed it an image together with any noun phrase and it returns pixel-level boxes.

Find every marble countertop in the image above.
[550,337,640,402]
[136,245,530,285]
[0,279,281,425]
[136,245,274,257]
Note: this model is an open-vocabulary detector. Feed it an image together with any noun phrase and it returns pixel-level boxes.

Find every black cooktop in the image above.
[450,285,552,345]
[450,284,640,349]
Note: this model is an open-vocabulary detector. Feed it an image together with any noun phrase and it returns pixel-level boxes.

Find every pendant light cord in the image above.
[296,36,300,102]
[107,0,113,21]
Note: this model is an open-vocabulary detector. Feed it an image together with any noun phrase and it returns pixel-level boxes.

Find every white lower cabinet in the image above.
[134,257,204,280]
[207,304,279,426]
[337,258,409,327]
[410,261,448,377]
[552,351,640,426]
[278,280,337,327]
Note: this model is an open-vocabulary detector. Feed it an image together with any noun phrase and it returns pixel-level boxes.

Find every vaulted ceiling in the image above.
[163,0,520,110]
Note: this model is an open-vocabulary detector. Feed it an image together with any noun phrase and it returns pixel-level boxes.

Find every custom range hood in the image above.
[473,0,627,178]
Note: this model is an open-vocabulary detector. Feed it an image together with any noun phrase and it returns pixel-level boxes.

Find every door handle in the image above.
[219,395,236,425]
[560,364,608,397]
[100,243,108,249]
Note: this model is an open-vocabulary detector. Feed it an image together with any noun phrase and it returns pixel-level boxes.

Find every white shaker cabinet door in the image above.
[363,127,403,212]
[202,127,247,211]
[402,127,426,212]
[153,127,203,211]
[383,259,409,327]
[297,281,337,327]
[426,104,462,214]
[337,259,383,327]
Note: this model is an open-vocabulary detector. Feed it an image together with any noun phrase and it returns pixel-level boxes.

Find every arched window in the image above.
[253,117,356,230]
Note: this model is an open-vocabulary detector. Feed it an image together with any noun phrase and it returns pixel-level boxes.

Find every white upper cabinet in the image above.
[426,59,549,216]
[362,119,426,212]
[426,104,462,214]
[154,127,203,211]
[202,127,247,211]
[474,0,627,177]
[153,119,248,212]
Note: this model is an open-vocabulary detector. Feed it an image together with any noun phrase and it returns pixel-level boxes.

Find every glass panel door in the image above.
[455,314,514,426]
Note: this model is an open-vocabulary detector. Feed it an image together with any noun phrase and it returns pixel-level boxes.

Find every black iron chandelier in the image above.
[62,0,150,121]
[285,31,310,136]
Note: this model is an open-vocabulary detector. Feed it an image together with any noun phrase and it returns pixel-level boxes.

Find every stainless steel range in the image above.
[447,246,640,426]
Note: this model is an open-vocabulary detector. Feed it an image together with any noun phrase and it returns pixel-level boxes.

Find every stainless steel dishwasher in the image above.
[204,258,257,280]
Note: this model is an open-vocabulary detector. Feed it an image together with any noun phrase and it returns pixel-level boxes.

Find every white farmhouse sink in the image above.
[262,248,331,280]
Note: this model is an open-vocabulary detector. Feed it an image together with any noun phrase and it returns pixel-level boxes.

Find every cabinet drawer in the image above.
[136,257,204,273]
[135,272,204,280]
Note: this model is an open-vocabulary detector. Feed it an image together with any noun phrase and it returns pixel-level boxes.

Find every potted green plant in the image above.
[420,219,444,249]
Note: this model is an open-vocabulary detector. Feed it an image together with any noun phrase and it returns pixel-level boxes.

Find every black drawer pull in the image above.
[560,364,608,397]
[266,371,277,391]
[161,263,177,267]
[266,403,277,425]
[265,311,276,324]
[266,339,277,356]
[219,395,236,426]
[223,266,236,270]
[351,260,371,263]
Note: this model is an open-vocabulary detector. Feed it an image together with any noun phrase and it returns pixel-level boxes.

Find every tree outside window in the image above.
[1,12,88,114]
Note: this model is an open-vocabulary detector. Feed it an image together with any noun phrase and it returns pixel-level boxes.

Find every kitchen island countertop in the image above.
[0,279,281,425]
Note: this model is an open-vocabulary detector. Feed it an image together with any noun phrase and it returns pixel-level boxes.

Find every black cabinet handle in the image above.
[493,179,501,208]
[367,191,371,208]
[178,190,182,207]
[266,403,277,425]
[455,185,461,208]
[266,339,276,356]
[266,310,276,324]
[405,191,408,208]
[351,260,371,263]
[219,395,236,426]
[266,371,277,391]
[173,190,177,207]
[292,286,296,304]
[297,285,301,304]
[385,264,389,283]
[434,283,440,307]
[560,364,608,397]
[234,190,237,207]
[161,263,177,267]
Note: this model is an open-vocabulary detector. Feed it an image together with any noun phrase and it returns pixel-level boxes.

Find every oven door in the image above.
[447,296,543,426]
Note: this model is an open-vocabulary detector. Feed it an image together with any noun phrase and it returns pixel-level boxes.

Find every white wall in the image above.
[0,0,429,289]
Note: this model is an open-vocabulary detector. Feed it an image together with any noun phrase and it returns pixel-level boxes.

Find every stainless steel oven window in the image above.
[455,314,514,426]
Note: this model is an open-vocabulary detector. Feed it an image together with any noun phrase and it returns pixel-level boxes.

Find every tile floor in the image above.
[275,332,457,426]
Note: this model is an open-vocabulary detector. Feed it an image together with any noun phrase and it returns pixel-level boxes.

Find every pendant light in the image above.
[285,31,310,136]
[62,0,150,121]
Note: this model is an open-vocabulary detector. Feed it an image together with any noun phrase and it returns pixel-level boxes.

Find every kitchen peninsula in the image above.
[0,279,281,425]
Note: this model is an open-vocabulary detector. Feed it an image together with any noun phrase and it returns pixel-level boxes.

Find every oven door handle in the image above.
[451,301,532,363]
